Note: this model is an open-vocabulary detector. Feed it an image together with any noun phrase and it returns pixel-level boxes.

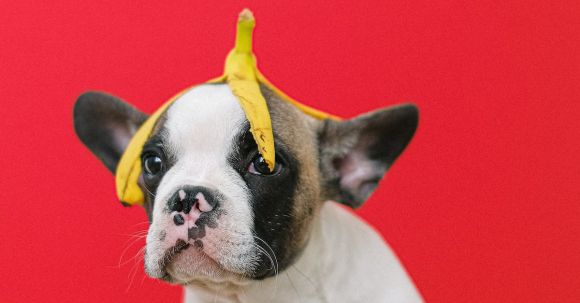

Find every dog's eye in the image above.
[143,154,164,175]
[248,155,281,176]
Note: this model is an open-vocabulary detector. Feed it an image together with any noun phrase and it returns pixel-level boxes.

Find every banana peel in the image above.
[115,9,339,206]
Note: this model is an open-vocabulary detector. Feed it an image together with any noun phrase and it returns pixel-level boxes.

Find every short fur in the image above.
[73,84,422,302]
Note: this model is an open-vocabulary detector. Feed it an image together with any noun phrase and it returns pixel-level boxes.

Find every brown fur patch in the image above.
[260,85,324,261]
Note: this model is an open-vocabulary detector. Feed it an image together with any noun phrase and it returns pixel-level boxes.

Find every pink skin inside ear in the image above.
[339,151,378,192]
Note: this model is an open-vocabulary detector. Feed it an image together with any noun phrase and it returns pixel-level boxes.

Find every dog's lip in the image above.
[159,239,234,278]
[159,239,191,270]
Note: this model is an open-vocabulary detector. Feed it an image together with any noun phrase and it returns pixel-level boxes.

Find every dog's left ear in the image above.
[73,92,148,174]
[318,104,418,208]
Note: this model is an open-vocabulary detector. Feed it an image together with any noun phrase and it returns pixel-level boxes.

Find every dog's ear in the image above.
[73,92,148,174]
[318,104,418,208]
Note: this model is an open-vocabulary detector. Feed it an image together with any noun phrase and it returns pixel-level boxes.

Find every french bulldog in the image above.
[73,83,423,302]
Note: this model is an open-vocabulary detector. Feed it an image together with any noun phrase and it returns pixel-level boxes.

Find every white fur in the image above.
[144,84,422,301]
[184,202,423,302]
[145,85,258,282]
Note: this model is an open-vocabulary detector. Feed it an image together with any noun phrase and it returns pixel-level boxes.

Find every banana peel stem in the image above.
[224,8,276,171]
[114,8,339,206]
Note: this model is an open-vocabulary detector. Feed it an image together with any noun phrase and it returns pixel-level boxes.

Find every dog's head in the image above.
[73,83,417,285]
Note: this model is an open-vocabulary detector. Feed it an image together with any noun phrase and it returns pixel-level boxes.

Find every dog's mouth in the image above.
[159,239,191,271]
[157,239,190,282]
[157,238,236,284]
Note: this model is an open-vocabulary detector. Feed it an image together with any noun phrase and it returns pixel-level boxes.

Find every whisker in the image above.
[143,183,157,198]
[116,228,149,240]
[129,221,150,228]
[125,246,146,292]
[119,244,146,268]
[287,272,303,302]
[123,232,148,240]
[292,265,317,290]
[252,236,279,274]
[252,243,274,270]
[118,235,147,268]
[252,235,280,299]
[293,265,326,301]
[140,270,148,286]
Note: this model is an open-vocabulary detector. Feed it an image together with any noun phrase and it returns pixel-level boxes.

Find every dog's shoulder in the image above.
[314,201,424,302]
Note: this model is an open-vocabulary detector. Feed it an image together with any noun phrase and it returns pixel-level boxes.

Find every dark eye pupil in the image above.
[144,156,162,174]
[254,156,273,174]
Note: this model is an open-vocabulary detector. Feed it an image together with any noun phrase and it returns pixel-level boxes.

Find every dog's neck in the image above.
[183,201,421,303]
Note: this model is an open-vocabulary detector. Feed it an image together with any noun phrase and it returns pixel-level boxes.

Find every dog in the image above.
[73,83,423,302]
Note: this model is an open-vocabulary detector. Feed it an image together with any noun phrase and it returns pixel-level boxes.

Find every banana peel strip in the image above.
[115,9,338,206]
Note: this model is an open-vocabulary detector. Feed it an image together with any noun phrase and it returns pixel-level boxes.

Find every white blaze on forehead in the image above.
[162,84,254,223]
[145,84,258,281]
[158,83,250,202]
[165,84,246,158]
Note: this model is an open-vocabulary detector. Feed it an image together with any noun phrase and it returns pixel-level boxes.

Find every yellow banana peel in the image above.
[115,8,339,206]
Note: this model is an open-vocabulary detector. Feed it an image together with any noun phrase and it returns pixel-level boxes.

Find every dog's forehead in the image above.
[162,84,246,156]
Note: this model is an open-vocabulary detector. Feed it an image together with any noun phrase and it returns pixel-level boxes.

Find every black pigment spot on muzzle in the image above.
[166,186,223,242]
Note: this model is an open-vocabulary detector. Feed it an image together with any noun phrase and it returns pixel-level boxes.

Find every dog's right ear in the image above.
[73,92,148,174]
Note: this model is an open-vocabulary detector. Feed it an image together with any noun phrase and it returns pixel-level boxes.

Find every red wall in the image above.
[1,1,579,302]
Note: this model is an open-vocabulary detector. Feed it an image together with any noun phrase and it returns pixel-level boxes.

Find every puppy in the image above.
[73,83,423,302]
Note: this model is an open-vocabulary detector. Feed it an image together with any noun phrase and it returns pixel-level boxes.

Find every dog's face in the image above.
[73,84,417,285]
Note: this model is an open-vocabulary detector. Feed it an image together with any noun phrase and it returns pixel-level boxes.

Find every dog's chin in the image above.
[150,241,255,287]
[168,248,241,284]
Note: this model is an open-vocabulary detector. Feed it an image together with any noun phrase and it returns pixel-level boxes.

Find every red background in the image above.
[1,1,579,302]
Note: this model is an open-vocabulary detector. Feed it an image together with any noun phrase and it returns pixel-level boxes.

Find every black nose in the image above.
[167,186,218,214]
